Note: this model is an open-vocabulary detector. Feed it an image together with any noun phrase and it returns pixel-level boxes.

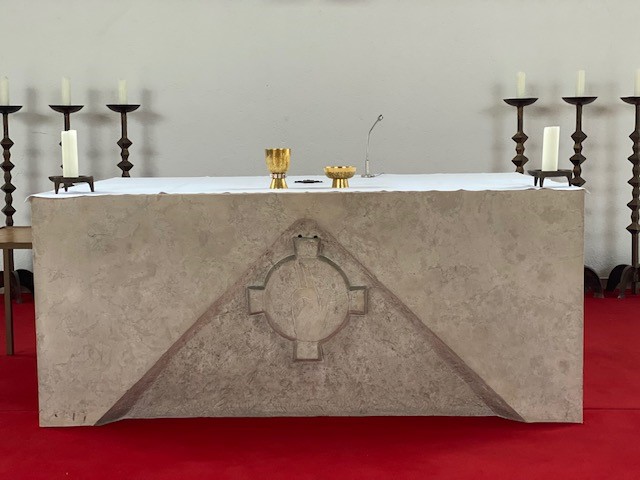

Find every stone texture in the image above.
[31,188,584,426]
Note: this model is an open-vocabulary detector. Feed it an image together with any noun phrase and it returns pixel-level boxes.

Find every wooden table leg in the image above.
[3,248,13,355]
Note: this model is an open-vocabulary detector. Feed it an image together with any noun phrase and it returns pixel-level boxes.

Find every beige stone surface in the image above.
[31,189,584,426]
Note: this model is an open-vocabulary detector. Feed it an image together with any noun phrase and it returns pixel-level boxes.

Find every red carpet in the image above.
[1,294,639,479]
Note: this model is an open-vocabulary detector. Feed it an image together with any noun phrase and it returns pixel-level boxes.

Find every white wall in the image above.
[3,0,640,275]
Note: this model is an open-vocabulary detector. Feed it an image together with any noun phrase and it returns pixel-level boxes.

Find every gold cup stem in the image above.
[332,178,349,188]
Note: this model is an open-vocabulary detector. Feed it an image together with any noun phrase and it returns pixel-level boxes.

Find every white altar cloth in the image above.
[31,173,579,198]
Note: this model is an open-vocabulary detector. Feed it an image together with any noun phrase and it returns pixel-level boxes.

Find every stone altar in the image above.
[30,174,584,426]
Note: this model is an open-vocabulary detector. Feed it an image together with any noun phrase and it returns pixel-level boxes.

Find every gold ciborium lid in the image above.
[324,165,356,188]
[265,148,290,189]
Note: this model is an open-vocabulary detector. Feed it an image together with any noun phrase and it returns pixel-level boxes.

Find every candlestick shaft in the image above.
[630,104,640,266]
[570,104,587,186]
[626,103,640,295]
[1,113,15,226]
[562,96,597,186]
[107,104,139,177]
[117,111,133,177]
[513,106,528,173]
[504,98,537,174]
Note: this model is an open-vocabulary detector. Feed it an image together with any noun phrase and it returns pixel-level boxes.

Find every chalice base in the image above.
[270,178,288,189]
[332,178,350,188]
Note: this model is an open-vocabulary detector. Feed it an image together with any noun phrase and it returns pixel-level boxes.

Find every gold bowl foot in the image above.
[324,166,356,189]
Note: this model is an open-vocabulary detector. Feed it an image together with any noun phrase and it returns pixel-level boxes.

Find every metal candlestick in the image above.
[107,104,140,177]
[503,98,538,173]
[562,96,597,186]
[562,96,603,297]
[607,97,640,298]
[49,105,84,171]
[49,105,84,132]
[0,105,23,227]
[362,114,383,178]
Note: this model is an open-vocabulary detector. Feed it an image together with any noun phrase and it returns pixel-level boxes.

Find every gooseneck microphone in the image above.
[362,114,384,178]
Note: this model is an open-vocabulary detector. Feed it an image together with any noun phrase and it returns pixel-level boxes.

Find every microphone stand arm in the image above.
[363,114,383,178]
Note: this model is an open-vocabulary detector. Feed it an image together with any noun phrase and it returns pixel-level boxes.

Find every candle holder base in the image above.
[48,175,94,194]
[584,266,604,298]
[527,169,572,187]
[606,264,639,298]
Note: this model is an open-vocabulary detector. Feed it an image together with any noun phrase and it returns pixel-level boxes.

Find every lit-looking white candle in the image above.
[118,79,127,104]
[61,77,71,105]
[61,130,79,177]
[516,71,526,98]
[541,126,560,172]
[0,77,8,105]
[576,70,585,96]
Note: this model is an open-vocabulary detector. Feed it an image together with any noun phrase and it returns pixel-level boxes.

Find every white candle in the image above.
[61,77,71,105]
[118,79,127,104]
[0,77,8,105]
[635,69,640,96]
[576,70,585,96]
[541,126,560,172]
[61,130,79,177]
[516,71,526,98]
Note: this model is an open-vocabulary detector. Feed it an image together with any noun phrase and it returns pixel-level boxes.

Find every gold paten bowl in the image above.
[324,166,356,188]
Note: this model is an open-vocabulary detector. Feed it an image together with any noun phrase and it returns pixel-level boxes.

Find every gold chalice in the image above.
[265,148,291,189]
[324,166,356,188]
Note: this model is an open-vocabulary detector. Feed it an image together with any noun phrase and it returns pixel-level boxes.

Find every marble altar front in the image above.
[31,173,584,426]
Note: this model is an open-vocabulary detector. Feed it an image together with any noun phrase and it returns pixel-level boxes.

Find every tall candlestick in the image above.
[1,104,22,227]
[118,79,127,104]
[106,103,140,177]
[576,70,585,96]
[516,71,526,98]
[635,69,640,96]
[541,126,560,171]
[61,130,79,177]
[61,77,71,105]
[0,77,8,106]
